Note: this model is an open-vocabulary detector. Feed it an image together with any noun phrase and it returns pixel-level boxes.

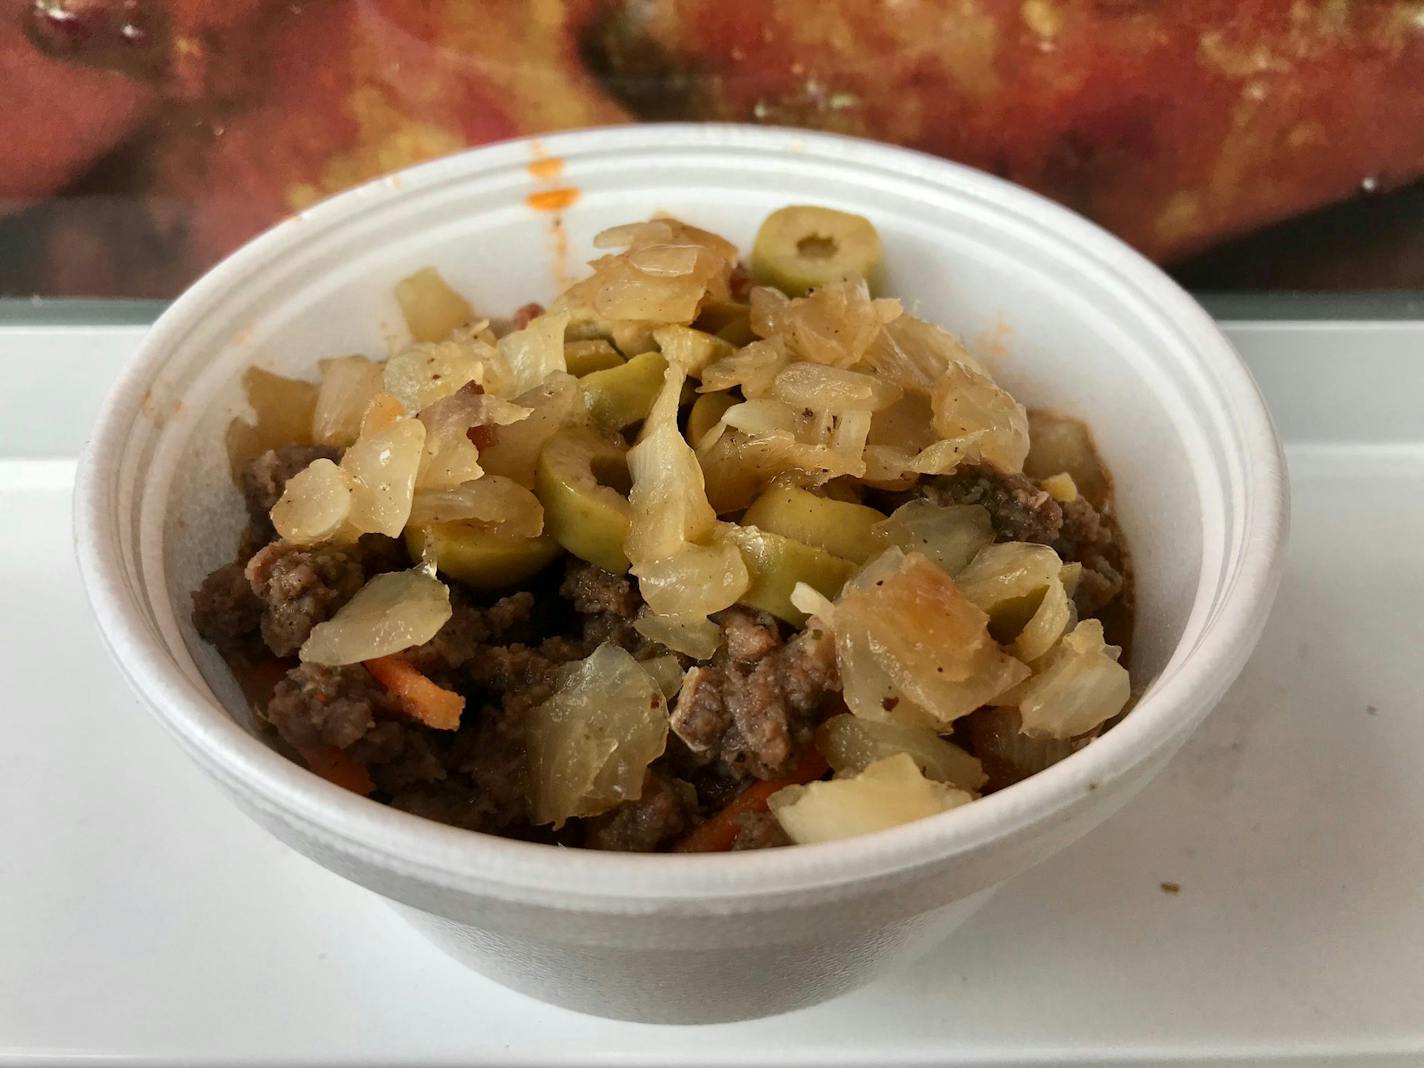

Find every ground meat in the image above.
[918,464,1063,545]
[190,562,263,651]
[669,610,839,782]
[244,540,365,656]
[349,722,448,793]
[449,703,536,830]
[560,560,639,617]
[241,445,341,526]
[1055,496,1127,616]
[389,783,494,833]
[404,590,536,674]
[580,771,696,852]
[263,663,395,751]
[730,809,790,851]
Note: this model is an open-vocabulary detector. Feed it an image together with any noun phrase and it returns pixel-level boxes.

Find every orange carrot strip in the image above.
[363,654,465,730]
[674,745,830,853]
[296,745,375,797]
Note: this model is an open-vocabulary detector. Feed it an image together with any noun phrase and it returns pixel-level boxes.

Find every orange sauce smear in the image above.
[525,187,580,212]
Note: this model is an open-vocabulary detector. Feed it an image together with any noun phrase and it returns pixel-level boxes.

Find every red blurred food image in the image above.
[3,0,1424,296]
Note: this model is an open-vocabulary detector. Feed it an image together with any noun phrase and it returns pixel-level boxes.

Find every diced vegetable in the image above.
[632,613,721,660]
[535,426,632,573]
[742,484,886,563]
[1025,410,1111,506]
[686,391,738,448]
[312,356,384,447]
[955,541,1066,643]
[633,536,749,621]
[771,361,902,413]
[1002,619,1130,739]
[476,372,582,487]
[295,745,375,796]
[271,458,356,545]
[341,413,425,537]
[751,205,883,297]
[625,365,718,565]
[526,644,669,828]
[489,310,570,398]
[723,524,857,625]
[364,654,465,730]
[653,324,734,374]
[863,312,978,394]
[406,522,562,590]
[872,500,994,576]
[395,267,475,342]
[929,360,1030,473]
[698,337,790,399]
[407,475,544,537]
[383,339,490,414]
[768,753,971,844]
[415,387,487,490]
[300,570,452,666]
[815,713,985,792]
[751,277,891,368]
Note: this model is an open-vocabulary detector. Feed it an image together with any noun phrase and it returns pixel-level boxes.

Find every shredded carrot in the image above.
[296,745,375,796]
[363,654,465,730]
[673,745,830,853]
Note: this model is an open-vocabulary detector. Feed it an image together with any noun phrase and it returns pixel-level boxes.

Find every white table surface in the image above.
[2,320,1422,1066]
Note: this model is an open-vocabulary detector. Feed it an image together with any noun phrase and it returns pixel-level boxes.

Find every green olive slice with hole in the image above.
[405,523,561,590]
[751,205,883,296]
[535,426,632,573]
[563,339,625,377]
[724,524,857,625]
[741,484,886,563]
[580,351,668,431]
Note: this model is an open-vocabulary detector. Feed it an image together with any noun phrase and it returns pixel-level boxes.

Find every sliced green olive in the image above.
[751,205,883,297]
[652,324,734,375]
[724,524,857,625]
[686,391,737,448]
[406,523,561,590]
[741,485,886,563]
[563,339,625,378]
[394,267,475,342]
[695,300,754,346]
[580,351,668,431]
[535,426,632,573]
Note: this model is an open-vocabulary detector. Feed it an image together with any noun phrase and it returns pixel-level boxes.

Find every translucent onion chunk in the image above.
[300,570,452,666]
[633,535,749,621]
[383,339,490,414]
[632,613,721,660]
[873,501,994,577]
[476,372,582,487]
[816,713,985,792]
[698,337,790,400]
[626,364,717,565]
[771,361,902,413]
[1024,409,1111,505]
[834,549,1029,729]
[312,356,385,447]
[639,655,687,699]
[1002,619,1130,740]
[526,643,670,828]
[652,324,733,374]
[416,387,486,490]
[394,267,475,343]
[489,310,570,398]
[751,277,887,368]
[271,458,356,545]
[862,312,980,394]
[407,475,544,537]
[769,753,971,844]
[1012,574,1076,664]
[955,541,1066,642]
[342,413,425,537]
[930,360,1030,473]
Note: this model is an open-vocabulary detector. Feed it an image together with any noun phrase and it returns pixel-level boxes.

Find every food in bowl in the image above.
[191,206,1133,853]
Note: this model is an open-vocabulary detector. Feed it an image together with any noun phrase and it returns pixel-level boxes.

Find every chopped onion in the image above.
[633,536,749,621]
[639,655,687,699]
[816,713,985,792]
[526,643,670,827]
[873,500,994,577]
[633,613,721,660]
[652,324,733,374]
[752,277,884,368]
[489,310,570,397]
[312,356,384,447]
[625,365,717,565]
[382,339,490,414]
[768,753,971,844]
[955,541,1066,642]
[1012,575,1076,664]
[861,312,980,393]
[930,361,1030,473]
[698,337,790,399]
[270,458,356,545]
[476,373,582,487]
[1003,619,1130,739]
[300,570,452,665]
[407,475,544,537]
[833,549,1029,729]
[772,361,902,413]
[341,415,425,537]
[416,387,485,490]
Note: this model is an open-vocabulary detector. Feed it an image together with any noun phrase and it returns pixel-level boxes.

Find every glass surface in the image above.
[2,0,1422,299]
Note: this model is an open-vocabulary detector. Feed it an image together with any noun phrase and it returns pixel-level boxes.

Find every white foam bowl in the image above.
[74,125,1288,1024]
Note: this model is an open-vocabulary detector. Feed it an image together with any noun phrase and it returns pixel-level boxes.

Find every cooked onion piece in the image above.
[488,310,570,398]
[476,373,582,487]
[652,324,733,374]
[626,364,718,565]
[750,277,892,368]
[955,541,1066,641]
[834,549,1029,730]
[929,360,1030,473]
[526,643,670,828]
[873,501,994,576]
[394,267,475,343]
[407,475,544,537]
[771,361,902,413]
[415,387,486,490]
[633,536,749,621]
[271,458,357,545]
[312,356,385,447]
[768,753,971,844]
[697,337,791,400]
[862,312,980,394]
[300,570,452,666]
[383,339,491,414]
[341,412,425,537]
[1002,619,1130,740]
[632,613,721,660]
[816,714,985,792]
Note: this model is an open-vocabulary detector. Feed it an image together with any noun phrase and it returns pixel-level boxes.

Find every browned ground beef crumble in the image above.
[192,450,1130,850]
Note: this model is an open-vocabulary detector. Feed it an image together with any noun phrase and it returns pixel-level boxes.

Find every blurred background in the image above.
[4,0,1424,298]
